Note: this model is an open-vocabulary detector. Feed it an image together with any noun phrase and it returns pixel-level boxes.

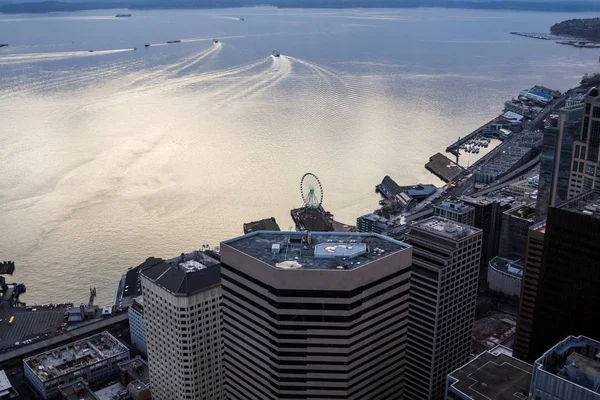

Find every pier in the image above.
[425,153,464,183]
[0,262,15,275]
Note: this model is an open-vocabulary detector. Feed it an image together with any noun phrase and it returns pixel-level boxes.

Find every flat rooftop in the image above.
[24,332,128,382]
[59,380,99,400]
[507,204,536,221]
[489,256,523,278]
[223,231,409,271]
[119,356,150,385]
[447,345,532,400]
[412,216,479,240]
[536,335,600,392]
[556,189,600,220]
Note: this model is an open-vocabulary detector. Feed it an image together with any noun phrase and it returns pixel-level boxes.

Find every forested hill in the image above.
[551,18,600,41]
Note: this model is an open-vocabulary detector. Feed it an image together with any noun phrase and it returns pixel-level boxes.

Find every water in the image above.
[0,7,597,305]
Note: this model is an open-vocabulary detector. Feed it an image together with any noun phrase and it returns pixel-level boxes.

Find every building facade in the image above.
[23,332,129,399]
[568,87,600,198]
[140,251,223,400]
[220,231,412,400]
[513,222,546,362]
[498,203,535,261]
[487,256,523,298]
[405,217,482,400]
[461,196,509,282]
[515,190,600,363]
[531,335,600,400]
[433,200,475,226]
[536,103,583,220]
[128,296,147,357]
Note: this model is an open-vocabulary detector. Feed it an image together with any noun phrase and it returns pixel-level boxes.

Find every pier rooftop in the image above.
[24,332,128,382]
[425,153,464,183]
[223,231,409,271]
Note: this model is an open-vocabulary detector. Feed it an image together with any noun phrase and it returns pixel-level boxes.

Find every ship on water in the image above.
[115,14,132,18]
[213,39,219,44]
[0,44,8,48]
[167,40,182,44]
[272,50,281,57]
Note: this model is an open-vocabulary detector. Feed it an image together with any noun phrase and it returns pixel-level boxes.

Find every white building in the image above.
[128,296,147,357]
[220,231,413,399]
[23,332,129,399]
[140,251,222,400]
[406,217,482,400]
[487,256,523,297]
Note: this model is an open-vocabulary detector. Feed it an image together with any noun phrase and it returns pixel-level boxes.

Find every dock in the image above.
[425,153,465,183]
[243,217,281,234]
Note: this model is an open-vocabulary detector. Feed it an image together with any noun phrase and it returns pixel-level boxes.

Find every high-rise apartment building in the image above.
[220,231,412,400]
[536,103,583,219]
[513,222,545,362]
[568,87,600,197]
[461,196,510,281]
[498,203,535,261]
[140,251,223,400]
[405,217,482,400]
[514,189,600,363]
[433,200,475,226]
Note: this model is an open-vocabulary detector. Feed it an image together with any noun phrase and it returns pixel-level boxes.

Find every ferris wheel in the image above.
[301,173,323,209]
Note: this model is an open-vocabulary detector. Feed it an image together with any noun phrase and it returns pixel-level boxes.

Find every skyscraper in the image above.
[498,203,535,261]
[513,221,545,362]
[140,252,223,400]
[568,87,600,197]
[514,189,600,363]
[536,103,583,219]
[220,231,412,400]
[405,217,482,400]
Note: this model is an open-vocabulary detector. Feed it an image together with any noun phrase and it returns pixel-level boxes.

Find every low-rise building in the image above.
[0,370,18,399]
[118,356,150,386]
[445,345,532,400]
[531,335,600,400]
[434,199,475,226]
[356,213,396,234]
[23,332,129,399]
[57,379,98,400]
[128,297,146,357]
[487,256,523,297]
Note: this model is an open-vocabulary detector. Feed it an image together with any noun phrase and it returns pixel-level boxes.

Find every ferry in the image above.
[167,40,182,44]
[88,50,94,52]
[213,39,219,44]
[115,14,132,18]
[0,44,7,48]
[239,17,245,21]
[272,50,281,58]
[145,44,151,48]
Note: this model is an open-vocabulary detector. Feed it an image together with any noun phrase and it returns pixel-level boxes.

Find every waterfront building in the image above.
[519,89,553,105]
[513,221,546,363]
[568,87,600,198]
[531,335,600,400]
[445,345,532,400]
[0,370,18,399]
[356,212,396,234]
[140,252,223,400]
[114,257,163,310]
[23,332,129,399]
[536,103,583,220]
[128,296,146,357]
[487,256,523,298]
[405,217,482,400]
[433,199,475,226]
[514,189,600,363]
[220,231,412,399]
[498,203,535,261]
[462,196,510,282]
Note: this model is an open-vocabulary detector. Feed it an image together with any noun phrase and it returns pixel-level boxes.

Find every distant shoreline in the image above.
[2,0,600,14]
